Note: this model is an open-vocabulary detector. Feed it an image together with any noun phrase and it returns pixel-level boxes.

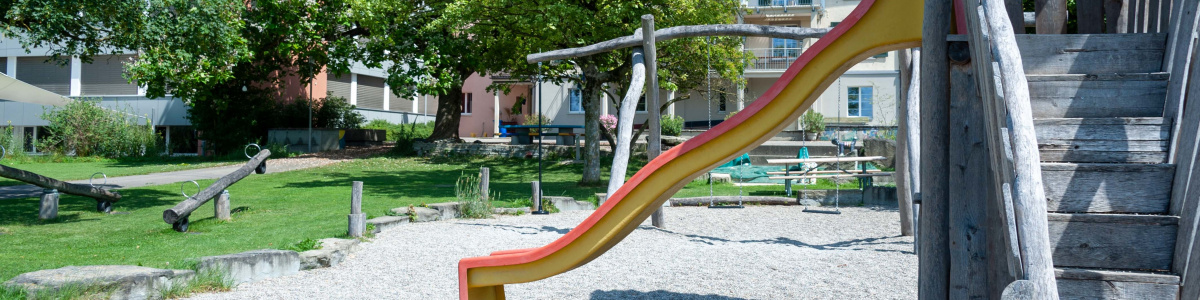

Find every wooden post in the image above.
[1036,0,1069,33]
[163,150,270,225]
[215,190,230,221]
[1006,0,1026,33]
[919,0,953,297]
[39,188,58,220]
[531,181,543,212]
[644,15,665,229]
[947,48,990,299]
[1105,0,1131,33]
[479,167,490,201]
[348,181,365,237]
[1077,0,1106,33]
[896,49,915,237]
[1172,5,1200,294]
[1163,0,1200,165]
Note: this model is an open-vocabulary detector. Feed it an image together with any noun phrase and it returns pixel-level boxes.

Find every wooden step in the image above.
[1017,34,1166,75]
[1027,73,1167,118]
[1035,117,1170,163]
[1041,163,1174,214]
[1055,268,1179,299]
[1048,213,1178,271]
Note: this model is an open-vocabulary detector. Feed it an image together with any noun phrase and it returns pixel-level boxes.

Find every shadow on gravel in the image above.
[458,222,573,235]
[590,290,749,300]
[642,227,914,255]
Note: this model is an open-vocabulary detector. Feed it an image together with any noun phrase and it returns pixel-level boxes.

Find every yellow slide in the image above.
[459,0,922,298]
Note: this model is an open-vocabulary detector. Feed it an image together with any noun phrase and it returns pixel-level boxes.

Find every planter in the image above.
[805,131,819,141]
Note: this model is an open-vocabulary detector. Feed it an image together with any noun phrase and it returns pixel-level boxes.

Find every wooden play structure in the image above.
[162,149,269,232]
[455,0,1200,298]
[0,146,122,213]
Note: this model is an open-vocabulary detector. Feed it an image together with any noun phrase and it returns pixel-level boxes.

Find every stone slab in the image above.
[367,216,408,233]
[299,238,361,270]
[547,197,595,211]
[493,207,531,215]
[4,265,192,300]
[196,249,299,286]
[427,202,462,220]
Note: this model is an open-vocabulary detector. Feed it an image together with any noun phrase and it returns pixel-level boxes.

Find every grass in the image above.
[0,154,868,282]
[0,155,240,187]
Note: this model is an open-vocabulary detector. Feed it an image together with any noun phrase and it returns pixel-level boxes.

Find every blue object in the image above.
[789,147,810,171]
[719,153,751,168]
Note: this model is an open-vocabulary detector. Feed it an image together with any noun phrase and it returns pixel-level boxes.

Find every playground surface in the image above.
[185,206,916,300]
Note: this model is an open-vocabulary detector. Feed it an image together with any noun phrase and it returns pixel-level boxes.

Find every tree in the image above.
[355,0,485,141]
[445,0,744,184]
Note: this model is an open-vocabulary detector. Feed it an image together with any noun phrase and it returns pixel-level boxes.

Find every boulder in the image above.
[299,238,361,270]
[426,202,462,219]
[863,138,897,169]
[660,136,689,146]
[196,249,299,285]
[4,265,192,300]
[709,173,733,184]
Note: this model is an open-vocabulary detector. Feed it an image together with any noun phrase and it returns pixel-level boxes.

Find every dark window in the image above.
[463,93,473,114]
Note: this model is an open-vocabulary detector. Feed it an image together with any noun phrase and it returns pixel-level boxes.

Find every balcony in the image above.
[745,48,803,71]
[744,0,815,8]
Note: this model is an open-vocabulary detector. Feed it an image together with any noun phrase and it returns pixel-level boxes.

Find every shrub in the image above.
[523,113,552,126]
[0,122,18,159]
[456,172,493,219]
[39,99,160,158]
[385,121,435,157]
[802,110,825,133]
[600,114,617,132]
[316,96,365,129]
[661,115,685,136]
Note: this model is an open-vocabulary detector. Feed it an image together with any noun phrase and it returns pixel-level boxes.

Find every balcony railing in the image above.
[744,0,815,9]
[745,47,803,70]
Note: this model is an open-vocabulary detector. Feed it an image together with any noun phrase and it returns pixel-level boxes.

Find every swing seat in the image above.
[803,207,842,214]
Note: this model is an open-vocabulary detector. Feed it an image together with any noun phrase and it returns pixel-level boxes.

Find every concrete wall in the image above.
[0,96,190,127]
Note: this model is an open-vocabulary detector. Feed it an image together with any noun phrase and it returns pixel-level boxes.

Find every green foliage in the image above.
[189,95,364,156]
[661,115,685,136]
[364,120,434,142]
[456,172,493,219]
[314,97,365,129]
[264,142,299,159]
[0,122,18,160]
[39,99,160,158]
[802,110,826,133]
[522,114,552,126]
[281,238,322,252]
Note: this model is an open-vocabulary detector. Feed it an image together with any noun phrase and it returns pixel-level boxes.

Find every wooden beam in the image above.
[1164,0,1200,165]
[948,55,990,299]
[1078,0,1107,33]
[919,0,954,297]
[1036,0,1070,33]
[163,150,270,224]
[0,165,121,203]
[904,48,923,239]
[605,46,646,199]
[526,25,830,63]
[643,15,665,229]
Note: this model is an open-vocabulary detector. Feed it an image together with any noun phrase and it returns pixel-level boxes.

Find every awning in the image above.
[0,73,71,106]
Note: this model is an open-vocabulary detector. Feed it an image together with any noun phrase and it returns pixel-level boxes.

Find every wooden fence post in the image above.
[215,190,230,221]
[39,188,58,220]
[919,0,953,297]
[644,15,666,229]
[348,181,365,237]
[480,167,490,201]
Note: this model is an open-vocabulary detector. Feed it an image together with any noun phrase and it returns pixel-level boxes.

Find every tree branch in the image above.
[528,24,831,63]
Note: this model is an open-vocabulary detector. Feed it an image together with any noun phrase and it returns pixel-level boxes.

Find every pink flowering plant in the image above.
[600,114,618,132]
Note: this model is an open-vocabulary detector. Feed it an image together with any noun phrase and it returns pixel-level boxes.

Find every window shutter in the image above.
[81,54,139,96]
[326,73,353,101]
[17,57,70,95]
[355,75,385,110]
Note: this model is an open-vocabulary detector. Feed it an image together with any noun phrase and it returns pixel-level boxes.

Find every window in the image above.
[847,86,873,118]
[636,95,647,113]
[462,93,473,114]
[771,38,799,57]
[718,88,728,112]
[569,88,584,113]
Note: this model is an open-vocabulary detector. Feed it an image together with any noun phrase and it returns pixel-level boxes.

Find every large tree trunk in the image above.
[580,68,606,184]
[429,83,465,141]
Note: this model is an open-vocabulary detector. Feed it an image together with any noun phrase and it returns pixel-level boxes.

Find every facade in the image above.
[467,0,901,139]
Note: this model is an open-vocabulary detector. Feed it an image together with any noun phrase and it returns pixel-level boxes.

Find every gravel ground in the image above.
[186,206,917,300]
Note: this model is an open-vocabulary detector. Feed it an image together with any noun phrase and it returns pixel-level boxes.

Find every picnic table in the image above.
[763,156,891,196]
[500,125,584,146]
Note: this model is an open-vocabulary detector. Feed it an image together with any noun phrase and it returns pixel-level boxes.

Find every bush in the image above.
[39,99,160,158]
[802,110,825,133]
[523,113,552,126]
[0,122,18,159]
[661,115,684,136]
[456,172,493,219]
[386,121,435,157]
[363,120,433,141]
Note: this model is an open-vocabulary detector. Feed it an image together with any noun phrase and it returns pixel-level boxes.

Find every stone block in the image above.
[427,202,462,219]
[367,216,408,233]
[709,173,733,184]
[299,238,361,270]
[391,207,442,222]
[196,249,300,285]
[547,197,595,211]
[4,265,192,300]
[492,207,531,215]
[39,189,58,220]
[863,138,897,169]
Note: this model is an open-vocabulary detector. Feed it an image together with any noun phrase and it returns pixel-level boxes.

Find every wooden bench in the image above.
[769,172,895,180]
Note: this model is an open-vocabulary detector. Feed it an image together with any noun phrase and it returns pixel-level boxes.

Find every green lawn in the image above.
[0,155,858,281]
[0,156,240,187]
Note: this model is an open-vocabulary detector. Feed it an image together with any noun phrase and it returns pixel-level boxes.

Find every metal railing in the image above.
[744,47,803,70]
[744,0,815,9]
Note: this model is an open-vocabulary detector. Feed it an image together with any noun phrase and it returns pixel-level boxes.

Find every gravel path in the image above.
[187,206,916,300]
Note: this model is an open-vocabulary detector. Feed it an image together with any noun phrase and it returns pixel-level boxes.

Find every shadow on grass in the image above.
[0,188,180,226]
[590,290,749,300]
